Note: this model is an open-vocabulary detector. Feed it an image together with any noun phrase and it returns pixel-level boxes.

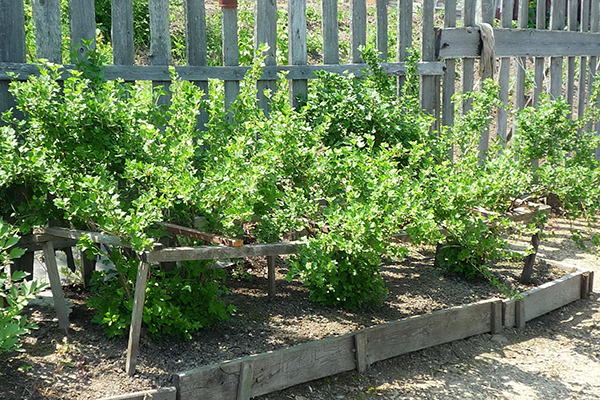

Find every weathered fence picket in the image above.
[397,0,412,93]
[289,0,308,108]
[578,0,591,119]
[351,0,367,63]
[376,0,388,61]
[149,0,172,106]
[322,0,339,65]
[255,0,277,112]
[185,0,209,129]
[32,0,62,63]
[223,5,240,111]
[497,0,512,144]
[514,0,529,110]
[112,0,135,66]
[442,0,457,130]
[534,0,547,106]
[550,0,566,100]
[462,0,476,114]
[0,0,26,118]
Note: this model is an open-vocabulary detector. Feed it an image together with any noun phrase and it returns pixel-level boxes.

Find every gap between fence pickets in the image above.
[172,260,592,400]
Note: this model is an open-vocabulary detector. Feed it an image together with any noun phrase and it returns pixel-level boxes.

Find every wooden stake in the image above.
[267,255,276,300]
[491,300,503,334]
[126,261,150,376]
[41,241,70,332]
[354,331,368,373]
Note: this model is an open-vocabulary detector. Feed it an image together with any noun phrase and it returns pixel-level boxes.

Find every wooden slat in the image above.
[255,0,277,112]
[112,0,135,66]
[32,0,62,63]
[421,0,436,114]
[0,61,447,81]
[236,362,253,400]
[566,0,578,109]
[366,299,494,364]
[145,241,306,263]
[578,0,591,118]
[69,0,96,62]
[533,0,547,106]
[462,0,476,114]
[397,0,413,93]
[289,0,308,108]
[523,271,583,321]
[442,0,457,129]
[223,6,240,111]
[354,331,368,373]
[149,0,172,107]
[477,0,494,158]
[497,0,513,143]
[438,29,600,58]
[41,241,70,332]
[175,333,357,399]
[376,0,388,61]
[161,223,243,247]
[322,0,339,64]
[351,0,367,63]
[550,0,566,99]
[591,0,600,160]
[126,261,150,376]
[41,226,132,248]
[185,0,209,130]
[0,0,26,118]
[267,255,276,299]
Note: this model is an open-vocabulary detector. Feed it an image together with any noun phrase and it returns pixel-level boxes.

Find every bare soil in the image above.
[0,218,589,400]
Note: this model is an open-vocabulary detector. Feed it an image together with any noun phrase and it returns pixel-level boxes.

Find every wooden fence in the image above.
[2,0,600,154]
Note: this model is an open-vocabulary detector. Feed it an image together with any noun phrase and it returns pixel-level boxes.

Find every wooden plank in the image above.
[126,261,150,376]
[503,298,516,328]
[41,241,70,332]
[566,0,578,109]
[289,0,308,108]
[96,387,177,400]
[550,0,566,99]
[68,0,96,62]
[515,298,526,329]
[322,0,339,64]
[174,333,357,399]
[523,271,583,321]
[145,241,306,263]
[491,299,503,334]
[267,255,276,299]
[32,0,62,63]
[397,0,413,93]
[421,0,436,114]
[581,273,591,299]
[591,0,600,159]
[223,6,240,111]
[112,0,135,66]
[236,362,253,400]
[366,299,494,364]
[185,0,209,130]
[578,0,590,118]
[462,0,476,114]
[533,0,547,105]
[442,0,457,129]
[497,0,512,143]
[351,0,367,63]
[149,0,172,107]
[0,0,26,118]
[376,0,388,61]
[41,226,132,248]
[354,331,368,373]
[255,0,277,112]
[0,61,447,81]
[161,223,243,247]
[438,29,600,58]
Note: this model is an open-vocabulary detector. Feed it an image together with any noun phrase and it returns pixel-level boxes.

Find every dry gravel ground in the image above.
[261,217,600,400]
[0,217,597,399]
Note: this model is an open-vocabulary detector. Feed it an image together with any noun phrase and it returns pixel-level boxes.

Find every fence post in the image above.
[255,0,277,113]
[550,0,566,100]
[397,0,413,95]
[223,3,240,111]
[462,0,476,114]
[69,0,96,62]
[376,0,388,61]
[32,0,62,63]
[577,0,590,119]
[421,0,435,116]
[185,0,209,130]
[322,0,339,65]
[442,0,457,132]
[497,0,513,144]
[149,0,172,107]
[289,0,308,108]
[533,0,547,106]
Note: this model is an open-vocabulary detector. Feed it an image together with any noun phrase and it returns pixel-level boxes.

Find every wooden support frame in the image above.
[126,261,150,376]
[40,240,70,332]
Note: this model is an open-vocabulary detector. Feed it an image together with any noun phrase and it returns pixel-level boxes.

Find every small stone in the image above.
[491,334,510,344]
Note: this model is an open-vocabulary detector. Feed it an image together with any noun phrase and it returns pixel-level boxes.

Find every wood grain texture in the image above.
[515,0,529,110]
[126,261,150,376]
[185,0,209,129]
[462,0,476,114]
[354,331,368,373]
[322,0,339,64]
[550,0,566,99]
[289,0,308,108]
[421,0,436,114]
[0,61,446,81]
[149,0,172,106]
[397,0,413,92]
[533,0,547,105]
[68,0,96,62]
[578,0,590,118]
[255,0,277,112]
[442,0,457,129]
[223,7,240,110]
[497,0,512,143]
[366,299,494,364]
[112,0,135,66]
[42,241,70,332]
[376,0,388,61]
[32,0,62,63]
[438,29,600,58]
[566,0,578,108]
[0,0,26,117]
[175,334,357,399]
[145,241,306,263]
[523,271,583,321]
[351,0,367,63]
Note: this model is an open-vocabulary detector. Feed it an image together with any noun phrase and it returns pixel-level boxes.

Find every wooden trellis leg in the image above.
[267,255,276,300]
[126,260,150,376]
[41,240,70,332]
